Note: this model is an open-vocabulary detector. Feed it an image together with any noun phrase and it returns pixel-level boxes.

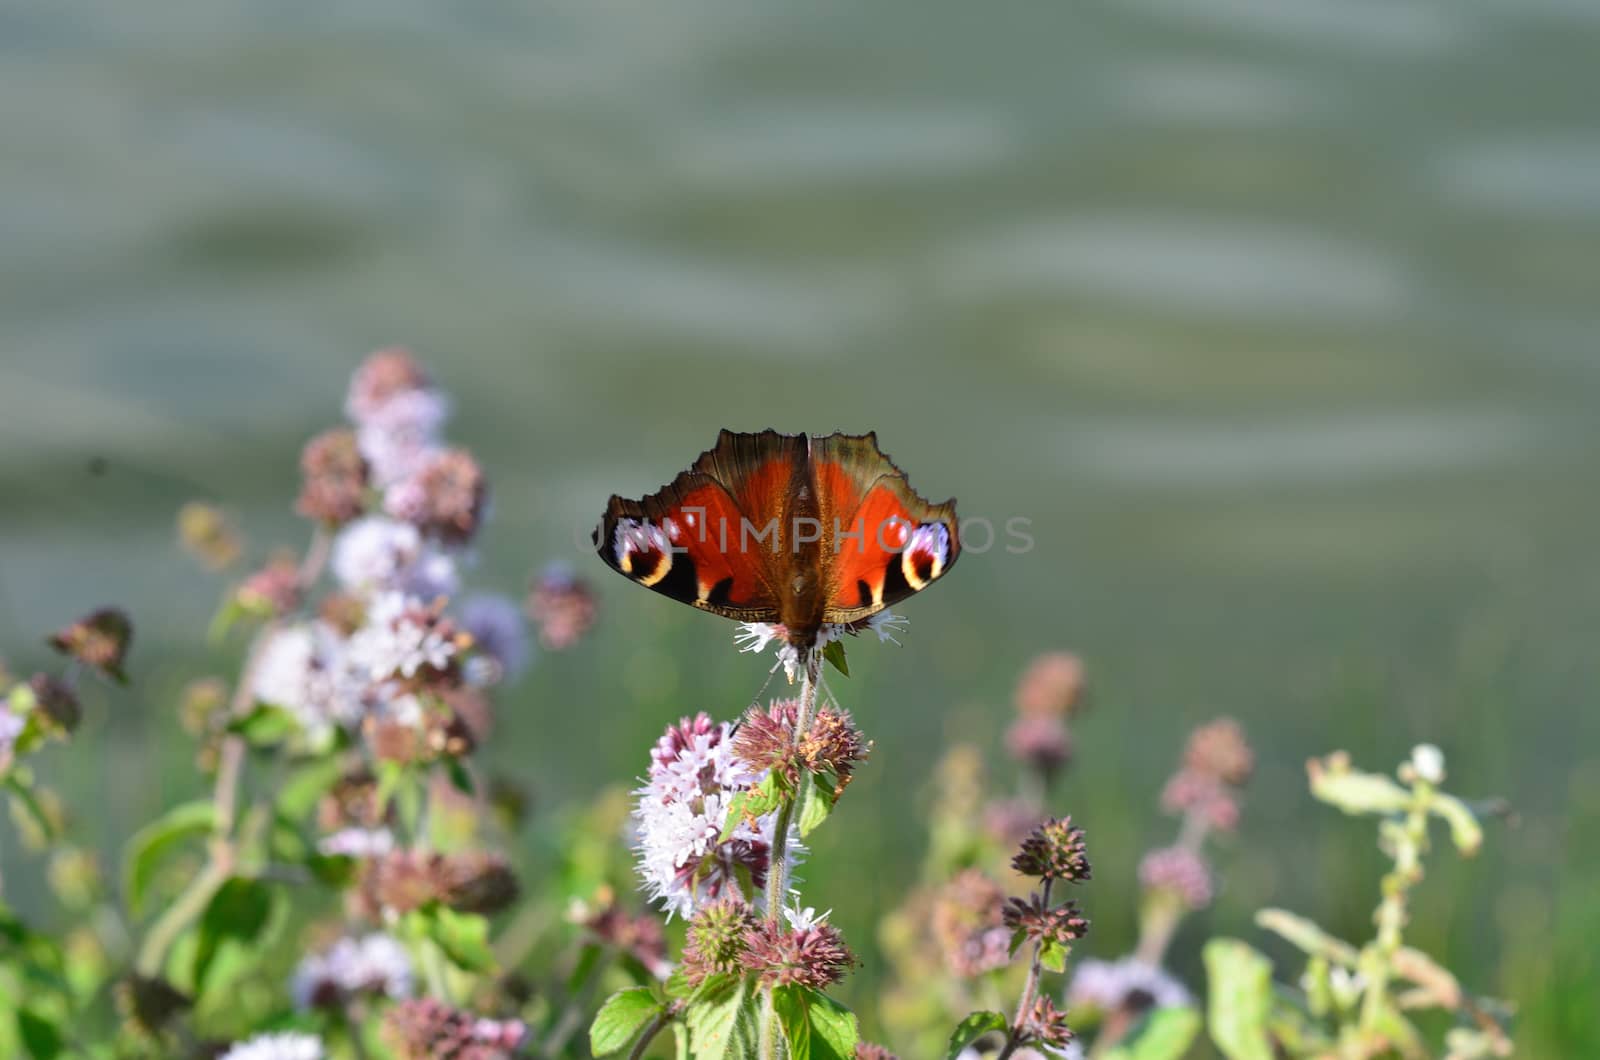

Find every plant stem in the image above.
[758,649,821,1060]
[997,877,1054,1060]
[628,1003,681,1060]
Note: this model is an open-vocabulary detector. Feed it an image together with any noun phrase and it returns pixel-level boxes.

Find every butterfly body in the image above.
[595,430,959,647]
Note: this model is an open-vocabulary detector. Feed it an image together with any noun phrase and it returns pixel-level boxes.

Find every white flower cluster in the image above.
[290,933,413,1011]
[0,705,25,755]
[219,1031,325,1060]
[252,356,527,748]
[317,827,395,859]
[735,610,907,681]
[633,715,798,920]
[1067,956,1192,1013]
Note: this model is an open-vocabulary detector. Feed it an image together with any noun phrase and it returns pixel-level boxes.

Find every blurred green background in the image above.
[2,0,1598,1053]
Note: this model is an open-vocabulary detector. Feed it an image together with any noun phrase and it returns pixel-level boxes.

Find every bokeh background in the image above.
[2,0,1598,1053]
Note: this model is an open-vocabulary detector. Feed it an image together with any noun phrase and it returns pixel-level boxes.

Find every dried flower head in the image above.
[1014,651,1086,717]
[1012,817,1092,884]
[932,869,1013,977]
[578,892,672,979]
[385,448,488,545]
[296,429,369,526]
[1183,717,1253,786]
[739,914,855,989]
[236,554,303,617]
[439,851,520,915]
[48,606,133,683]
[1005,714,1072,777]
[1020,996,1074,1049]
[855,1045,899,1060]
[732,700,802,785]
[1138,845,1213,910]
[176,502,243,570]
[681,896,758,985]
[803,706,870,792]
[382,998,526,1060]
[28,673,81,735]
[346,348,433,423]
[526,563,597,651]
[1002,892,1090,948]
[114,975,190,1040]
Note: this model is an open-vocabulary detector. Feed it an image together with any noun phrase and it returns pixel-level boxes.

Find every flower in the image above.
[177,502,244,569]
[296,429,369,526]
[346,593,461,686]
[0,707,26,757]
[459,595,530,683]
[236,555,303,617]
[252,623,369,736]
[932,869,1013,977]
[576,891,672,980]
[1002,892,1090,948]
[1159,770,1240,831]
[291,933,413,1010]
[734,610,907,682]
[355,848,516,916]
[680,896,758,986]
[384,448,488,545]
[382,998,526,1060]
[344,349,452,492]
[1012,817,1092,884]
[740,915,855,989]
[525,564,597,651]
[1020,996,1074,1049]
[855,1045,899,1060]
[1014,651,1086,717]
[1183,718,1253,786]
[802,707,870,793]
[1138,846,1212,910]
[218,1032,325,1060]
[633,713,793,919]
[48,606,133,683]
[345,347,434,424]
[28,673,81,735]
[1005,714,1072,777]
[1409,743,1445,785]
[1067,957,1191,1013]
[331,517,459,600]
[317,827,395,859]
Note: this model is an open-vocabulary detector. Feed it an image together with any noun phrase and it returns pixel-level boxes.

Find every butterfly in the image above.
[594,430,959,648]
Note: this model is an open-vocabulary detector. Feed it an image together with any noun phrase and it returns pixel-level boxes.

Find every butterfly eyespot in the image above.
[901,523,949,590]
[614,519,673,587]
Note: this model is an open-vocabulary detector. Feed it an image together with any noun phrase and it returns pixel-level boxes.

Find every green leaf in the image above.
[822,639,849,677]
[797,772,837,838]
[277,757,345,821]
[1038,937,1068,973]
[1203,939,1274,1060]
[193,877,274,991]
[1103,1006,1201,1060]
[721,773,784,842]
[684,975,758,1060]
[123,801,217,916]
[945,1010,1007,1059]
[801,988,858,1060]
[227,703,299,747]
[428,906,495,974]
[5,776,56,845]
[16,1008,63,1060]
[445,758,475,797]
[1307,755,1412,816]
[589,987,663,1056]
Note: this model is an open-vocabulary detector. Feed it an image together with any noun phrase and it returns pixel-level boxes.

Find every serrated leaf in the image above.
[590,987,663,1056]
[773,985,813,1059]
[193,877,274,991]
[429,906,495,974]
[1103,1006,1201,1060]
[1038,937,1068,973]
[802,988,858,1060]
[945,1010,1007,1059]
[822,639,849,677]
[685,975,757,1060]
[797,772,837,838]
[16,1008,63,1060]
[1204,939,1274,1060]
[122,801,216,917]
[721,773,783,842]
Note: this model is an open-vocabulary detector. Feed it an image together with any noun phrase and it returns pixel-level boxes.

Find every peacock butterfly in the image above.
[594,430,959,648]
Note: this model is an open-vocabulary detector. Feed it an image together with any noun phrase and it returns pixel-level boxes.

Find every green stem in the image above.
[997,877,1055,1060]
[628,1003,681,1060]
[758,650,821,1060]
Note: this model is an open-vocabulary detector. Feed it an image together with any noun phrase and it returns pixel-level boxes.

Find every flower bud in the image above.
[48,606,133,683]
